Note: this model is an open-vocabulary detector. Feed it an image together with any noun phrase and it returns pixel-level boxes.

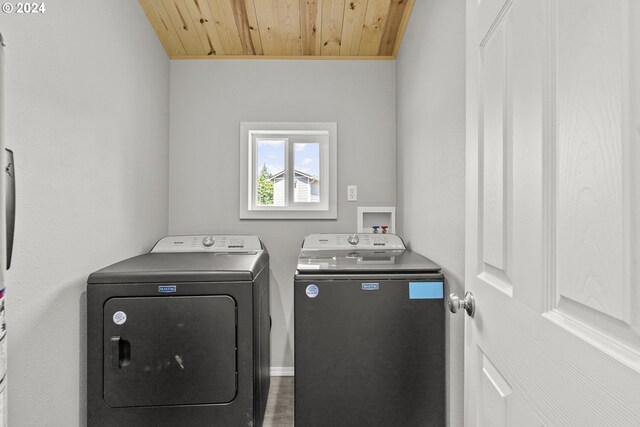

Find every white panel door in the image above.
[465,0,640,425]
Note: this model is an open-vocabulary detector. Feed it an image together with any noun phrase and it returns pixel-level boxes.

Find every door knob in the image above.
[448,292,475,317]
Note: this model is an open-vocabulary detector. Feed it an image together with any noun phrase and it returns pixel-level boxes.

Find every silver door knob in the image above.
[448,292,475,317]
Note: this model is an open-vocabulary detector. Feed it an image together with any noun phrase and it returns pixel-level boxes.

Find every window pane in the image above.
[294,143,320,203]
[256,139,285,206]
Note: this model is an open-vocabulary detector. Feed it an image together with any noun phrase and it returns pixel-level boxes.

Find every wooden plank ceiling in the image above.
[139,0,415,59]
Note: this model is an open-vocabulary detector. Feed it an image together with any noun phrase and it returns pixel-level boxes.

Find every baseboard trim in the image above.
[270,367,294,376]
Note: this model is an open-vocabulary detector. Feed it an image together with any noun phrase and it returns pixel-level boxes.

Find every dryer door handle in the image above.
[110,336,122,369]
[109,336,131,369]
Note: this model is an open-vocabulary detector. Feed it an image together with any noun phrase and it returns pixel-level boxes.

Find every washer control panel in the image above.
[302,233,405,250]
[151,235,262,253]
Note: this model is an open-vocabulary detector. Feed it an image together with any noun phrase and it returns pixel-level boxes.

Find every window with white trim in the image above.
[240,122,337,219]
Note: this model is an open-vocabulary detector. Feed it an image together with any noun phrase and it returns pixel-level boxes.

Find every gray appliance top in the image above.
[88,235,268,284]
[296,233,441,274]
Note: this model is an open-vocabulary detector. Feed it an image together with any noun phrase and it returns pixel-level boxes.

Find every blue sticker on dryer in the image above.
[158,285,177,293]
[362,283,379,291]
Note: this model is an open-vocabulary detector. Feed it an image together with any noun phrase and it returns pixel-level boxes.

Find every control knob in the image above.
[347,233,359,245]
[202,236,215,247]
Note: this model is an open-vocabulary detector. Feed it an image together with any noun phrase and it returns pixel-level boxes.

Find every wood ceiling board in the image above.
[245,0,264,54]
[140,0,179,56]
[340,0,368,55]
[160,0,208,54]
[320,0,345,55]
[139,0,414,58]
[205,0,244,54]
[231,0,257,54]
[254,0,302,55]
[390,0,413,56]
[253,0,280,54]
[299,0,323,55]
[186,0,228,54]
[183,0,226,55]
[276,0,303,55]
[378,0,410,56]
[144,0,188,55]
[358,0,391,56]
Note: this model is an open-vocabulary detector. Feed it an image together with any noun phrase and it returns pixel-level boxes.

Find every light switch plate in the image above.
[347,185,358,202]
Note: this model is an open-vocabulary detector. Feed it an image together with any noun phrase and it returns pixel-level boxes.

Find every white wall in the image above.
[396,1,466,426]
[1,2,170,425]
[169,60,396,369]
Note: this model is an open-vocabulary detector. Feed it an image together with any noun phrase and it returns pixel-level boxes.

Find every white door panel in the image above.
[552,0,640,358]
[466,0,640,425]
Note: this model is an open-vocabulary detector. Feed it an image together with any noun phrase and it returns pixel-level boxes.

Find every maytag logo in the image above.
[158,285,177,293]
[362,283,380,291]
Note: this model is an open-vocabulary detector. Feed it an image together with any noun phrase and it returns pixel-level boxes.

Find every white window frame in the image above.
[240,122,337,219]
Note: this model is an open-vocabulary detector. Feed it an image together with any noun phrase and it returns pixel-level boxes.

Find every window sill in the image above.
[239,208,337,220]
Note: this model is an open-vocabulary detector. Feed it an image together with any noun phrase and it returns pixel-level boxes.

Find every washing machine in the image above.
[294,233,445,426]
[87,235,270,427]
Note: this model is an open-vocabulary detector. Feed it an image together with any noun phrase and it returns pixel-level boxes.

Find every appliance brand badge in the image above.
[305,284,319,298]
[158,285,177,293]
[362,283,380,291]
[113,311,127,325]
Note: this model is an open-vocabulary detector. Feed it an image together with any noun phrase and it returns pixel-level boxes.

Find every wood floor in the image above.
[263,376,294,427]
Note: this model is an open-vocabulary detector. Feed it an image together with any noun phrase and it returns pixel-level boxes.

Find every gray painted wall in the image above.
[169,60,396,369]
[396,1,466,426]
[1,2,170,425]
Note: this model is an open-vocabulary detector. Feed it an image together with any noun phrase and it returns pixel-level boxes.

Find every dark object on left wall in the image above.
[5,149,14,270]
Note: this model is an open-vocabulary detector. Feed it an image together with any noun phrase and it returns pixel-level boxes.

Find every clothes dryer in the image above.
[87,235,270,427]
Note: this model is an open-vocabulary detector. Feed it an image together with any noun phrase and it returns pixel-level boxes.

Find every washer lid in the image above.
[297,234,440,274]
[296,249,441,274]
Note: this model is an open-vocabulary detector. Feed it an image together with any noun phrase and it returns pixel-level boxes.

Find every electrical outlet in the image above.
[347,185,358,202]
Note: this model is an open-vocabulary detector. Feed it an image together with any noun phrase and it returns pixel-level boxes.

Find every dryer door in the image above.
[103,295,237,407]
